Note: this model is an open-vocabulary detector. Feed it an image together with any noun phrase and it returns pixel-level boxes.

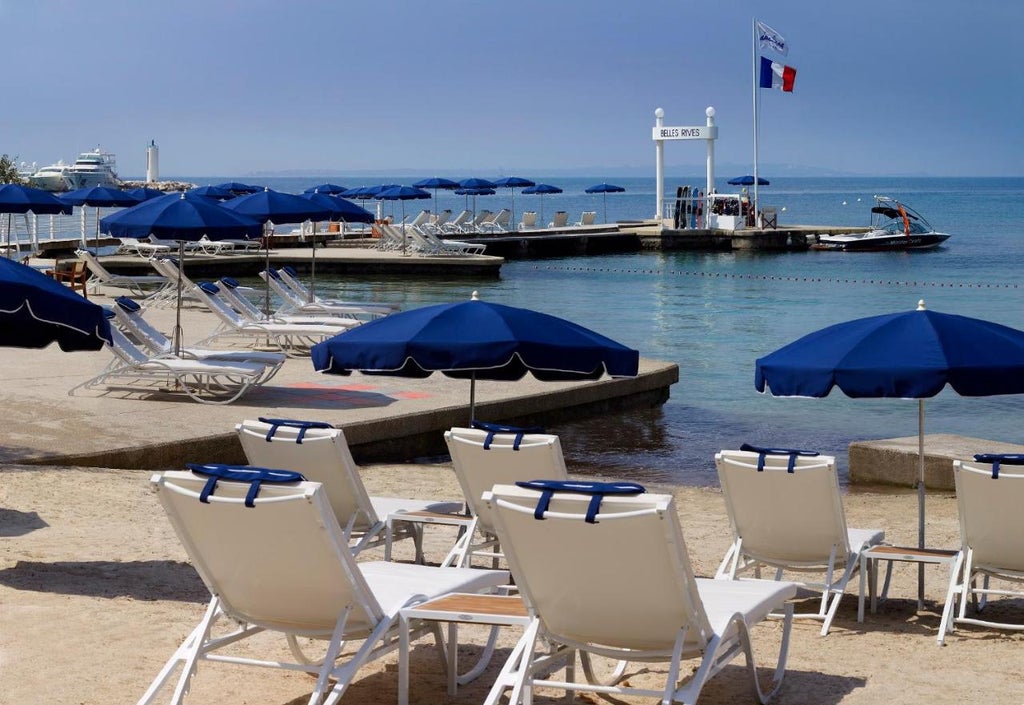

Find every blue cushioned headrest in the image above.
[115,296,141,313]
[972,453,1024,479]
[103,308,115,320]
[740,443,819,472]
[472,420,545,450]
[220,276,241,289]
[266,268,281,279]
[257,417,334,444]
[515,480,646,524]
[187,463,305,507]
[283,265,299,277]
[199,282,219,294]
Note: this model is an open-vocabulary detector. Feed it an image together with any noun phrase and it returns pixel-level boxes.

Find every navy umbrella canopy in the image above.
[521,183,562,225]
[727,175,770,186]
[58,186,142,250]
[412,177,460,213]
[376,186,431,255]
[458,177,498,191]
[493,176,535,227]
[304,183,347,195]
[0,256,111,351]
[755,300,1024,602]
[215,181,262,195]
[299,192,374,223]
[125,186,167,201]
[0,184,73,253]
[312,292,640,422]
[189,185,234,200]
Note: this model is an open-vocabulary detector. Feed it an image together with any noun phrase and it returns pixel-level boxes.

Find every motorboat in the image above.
[63,148,120,190]
[812,196,950,251]
[26,160,70,191]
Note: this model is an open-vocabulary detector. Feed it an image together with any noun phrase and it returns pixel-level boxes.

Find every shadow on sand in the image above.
[0,559,207,602]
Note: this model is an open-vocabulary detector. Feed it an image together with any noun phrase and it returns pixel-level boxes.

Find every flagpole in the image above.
[752,17,761,227]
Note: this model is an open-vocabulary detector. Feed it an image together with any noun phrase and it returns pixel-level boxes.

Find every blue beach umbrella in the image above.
[215,181,262,195]
[755,300,1024,603]
[101,193,263,353]
[304,183,347,195]
[125,186,167,201]
[0,184,73,254]
[311,291,640,423]
[521,183,562,225]
[412,177,460,213]
[494,176,535,228]
[454,187,496,219]
[0,256,111,351]
[584,183,626,223]
[298,191,374,296]
[58,186,142,250]
[189,185,234,200]
[376,186,431,255]
[727,175,770,186]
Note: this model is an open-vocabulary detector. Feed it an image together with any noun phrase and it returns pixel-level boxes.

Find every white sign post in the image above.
[652,107,718,223]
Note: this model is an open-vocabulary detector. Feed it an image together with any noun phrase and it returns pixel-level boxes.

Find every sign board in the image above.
[652,125,717,141]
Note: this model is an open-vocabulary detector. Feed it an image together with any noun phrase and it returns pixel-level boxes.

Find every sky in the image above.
[3,0,1023,178]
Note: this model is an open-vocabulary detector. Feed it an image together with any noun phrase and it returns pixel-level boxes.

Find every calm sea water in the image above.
[107,176,1024,484]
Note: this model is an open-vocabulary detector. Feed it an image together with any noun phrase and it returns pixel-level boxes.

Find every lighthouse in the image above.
[145,140,159,184]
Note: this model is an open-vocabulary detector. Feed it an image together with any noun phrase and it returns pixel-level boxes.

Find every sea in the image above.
[36,174,1024,486]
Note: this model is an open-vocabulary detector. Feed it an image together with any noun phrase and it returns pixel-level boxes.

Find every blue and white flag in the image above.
[757,21,788,56]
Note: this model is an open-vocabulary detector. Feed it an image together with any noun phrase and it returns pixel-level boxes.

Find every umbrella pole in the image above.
[918,398,926,610]
[94,206,101,252]
[264,222,272,317]
[469,372,476,425]
[401,202,407,256]
[603,192,608,223]
[309,226,317,303]
[173,241,184,357]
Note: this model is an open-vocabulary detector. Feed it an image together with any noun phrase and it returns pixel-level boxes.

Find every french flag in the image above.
[759,56,796,92]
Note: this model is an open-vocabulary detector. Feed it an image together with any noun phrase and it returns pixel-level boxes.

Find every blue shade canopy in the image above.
[727,175,770,186]
[412,177,460,190]
[125,187,167,201]
[585,183,626,194]
[0,257,111,351]
[303,183,347,195]
[755,304,1024,399]
[311,294,640,381]
[376,186,431,201]
[100,193,263,240]
[215,181,262,194]
[189,185,234,200]
[58,186,140,208]
[221,188,333,225]
[522,183,562,195]
[494,176,535,189]
[454,187,496,196]
[0,184,73,215]
[298,192,374,222]
[458,178,498,190]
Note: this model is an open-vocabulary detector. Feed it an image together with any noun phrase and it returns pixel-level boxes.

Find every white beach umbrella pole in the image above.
[918,399,926,609]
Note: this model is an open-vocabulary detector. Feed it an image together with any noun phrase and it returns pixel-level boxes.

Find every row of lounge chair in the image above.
[116,234,262,258]
[138,424,1024,704]
[405,208,598,235]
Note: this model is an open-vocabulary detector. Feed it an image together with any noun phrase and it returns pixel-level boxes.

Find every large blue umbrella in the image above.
[453,187,495,219]
[189,185,234,200]
[297,192,374,297]
[311,291,639,422]
[584,183,626,223]
[0,256,111,351]
[727,175,770,186]
[412,177,460,214]
[215,181,262,195]
[458,178,497,191]
[755,300,1024,602]
[521,183,562,225]
[376,186,431,255]
[0,184,73,255]
[101,193,263,353]
[304,183,347,195]
[59,186,141,250]
[125,186,167,201]
[493,176,535,228]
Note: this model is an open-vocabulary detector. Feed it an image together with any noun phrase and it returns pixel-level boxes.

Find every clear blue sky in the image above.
[4,0,1022,177]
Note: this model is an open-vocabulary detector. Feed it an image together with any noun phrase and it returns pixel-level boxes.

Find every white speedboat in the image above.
[813,196,951,252]
[26,160,70,191]
[63,148,120,190]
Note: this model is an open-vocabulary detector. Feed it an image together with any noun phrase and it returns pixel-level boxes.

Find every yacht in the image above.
[26,160,70,191]
[63,148,120,190]
[812,196,951,252]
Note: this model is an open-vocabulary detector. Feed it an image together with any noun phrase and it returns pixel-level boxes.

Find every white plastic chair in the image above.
[139,469,508,705]
[517,211,537,231]
[715,448,885,635]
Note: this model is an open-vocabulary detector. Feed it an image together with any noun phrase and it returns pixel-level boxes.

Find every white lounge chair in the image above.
[236,418,464,558]
[190,281,347,356]
[442,210,473,234]
[547,211,568,228]
[149,234,204,255]
[715,447,885,635]
[276,266,399,314]
[517,211,537,231]
[75,249,170,298]
[442,425,567,568]
[387,224,484,256]
[481,481,797,705]
[70,322,275,404]
[146,256,206,309]
[464,210,493,233]
[196,235,235,255]
[215,276,360,329]
[140,468,508,705]
[939,457,1024,644]
[422,209,452,235]
[117,237,172,258]
[108,295,287,370]
[575,211,597,226]
[478,208,512,234]
[258,269,390,320]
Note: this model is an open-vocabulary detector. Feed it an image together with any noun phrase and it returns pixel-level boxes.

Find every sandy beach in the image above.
[3,461,1022,705]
